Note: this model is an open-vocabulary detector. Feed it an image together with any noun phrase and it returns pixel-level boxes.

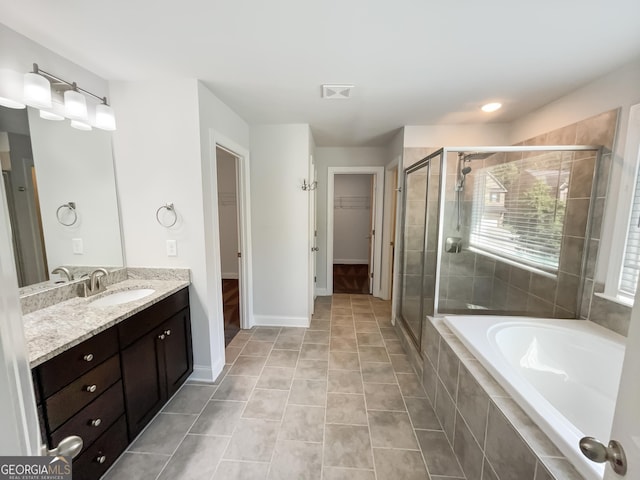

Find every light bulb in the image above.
[0,69,26,109]
[24,72,52,109]
[70,120,92,131]
[64,89,88,121]
[481,102,502,113]
[95,103,116,131]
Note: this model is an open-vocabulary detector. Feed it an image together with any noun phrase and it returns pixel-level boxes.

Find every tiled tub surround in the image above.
[416,316,585,480]
[23,269,190,367]
[103,295,474,480]
[401,109,629,336]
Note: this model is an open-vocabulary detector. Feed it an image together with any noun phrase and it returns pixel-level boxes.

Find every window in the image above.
[619,149,640,299]
[470,152,569,272]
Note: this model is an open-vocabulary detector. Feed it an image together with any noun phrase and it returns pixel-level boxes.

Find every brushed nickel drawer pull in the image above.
[90,418,102,427]
[85,384,97,393]
[158,334,166,340]
[95,455,106,464]
[83,354,94,362]
[164,329,171,336]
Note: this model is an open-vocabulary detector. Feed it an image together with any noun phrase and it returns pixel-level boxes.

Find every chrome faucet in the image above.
[51,266,73,282]
[90,268,109,293]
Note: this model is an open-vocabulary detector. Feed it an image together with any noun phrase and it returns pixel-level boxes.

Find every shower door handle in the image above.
[579,437,627,475]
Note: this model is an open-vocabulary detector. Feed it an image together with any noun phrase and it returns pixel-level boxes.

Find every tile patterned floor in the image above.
[103,295,466,480]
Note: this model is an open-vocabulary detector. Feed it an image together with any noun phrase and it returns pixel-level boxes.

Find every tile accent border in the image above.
[395,316,585,480]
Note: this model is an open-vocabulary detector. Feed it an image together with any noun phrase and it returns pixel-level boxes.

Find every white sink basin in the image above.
[89,288,155,307]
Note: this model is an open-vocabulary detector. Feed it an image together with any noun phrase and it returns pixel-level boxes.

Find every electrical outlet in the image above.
[166,239,177,257]
[72,238,83,254]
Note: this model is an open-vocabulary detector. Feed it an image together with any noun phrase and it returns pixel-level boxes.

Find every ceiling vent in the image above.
[322,84,354,99]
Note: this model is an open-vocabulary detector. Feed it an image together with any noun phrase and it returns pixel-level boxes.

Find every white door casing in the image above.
[327,166,384,298]
[0,174,40,455]
[604,290,640,479]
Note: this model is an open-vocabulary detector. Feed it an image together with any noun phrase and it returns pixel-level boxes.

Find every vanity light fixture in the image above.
[18,63,116,130]
[0,68,26,109]
[481,102,502,113]
[64,87,88,121]
[23,71,52,109]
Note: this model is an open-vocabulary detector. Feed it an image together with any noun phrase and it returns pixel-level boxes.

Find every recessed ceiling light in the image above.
[481,102,502,113]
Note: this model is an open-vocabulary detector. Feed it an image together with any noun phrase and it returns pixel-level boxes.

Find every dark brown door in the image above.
[162,308,193,398]
[120,330,164,439]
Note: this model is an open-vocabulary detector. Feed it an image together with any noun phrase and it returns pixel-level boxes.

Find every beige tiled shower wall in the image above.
[402,109,632,336]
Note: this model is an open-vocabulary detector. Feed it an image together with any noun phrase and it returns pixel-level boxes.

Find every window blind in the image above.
[470,153,568,271]
[620,165,640,296]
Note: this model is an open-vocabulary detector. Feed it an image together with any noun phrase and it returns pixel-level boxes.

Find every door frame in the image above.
[0,175,41,455]
[308,156,316,316]
[210,132,253,331]
[381,155,401,300]
[327,166,384,298]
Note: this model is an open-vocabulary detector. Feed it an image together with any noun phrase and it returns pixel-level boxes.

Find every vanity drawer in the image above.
[118,288,189,348]
[45,355,121,431]
[72,415,127,480]
[38,328,119,398]
[50,380,125,454]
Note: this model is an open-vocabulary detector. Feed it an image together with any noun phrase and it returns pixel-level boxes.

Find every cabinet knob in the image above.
[164,329,171,336]
[158,334,166,340]
[90,418,102,427]
[83,353,94,362]
[85,384,97,393]
[95,455,106,464]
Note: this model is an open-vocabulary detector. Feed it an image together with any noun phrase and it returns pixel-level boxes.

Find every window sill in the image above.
[594,291,633,308]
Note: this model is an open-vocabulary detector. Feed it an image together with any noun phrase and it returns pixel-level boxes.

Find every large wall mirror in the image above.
[0,105,124,290]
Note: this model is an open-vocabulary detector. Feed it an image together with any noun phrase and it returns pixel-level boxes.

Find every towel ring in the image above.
[156,203,178,228]
[56,202,78,226]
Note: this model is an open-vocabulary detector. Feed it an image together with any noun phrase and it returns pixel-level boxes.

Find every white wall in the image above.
[403,124,510,153]
[315,147,389,292]
[111,79,251,382]
[110,79,207,380]
[507,57,640,284]
[333,174,372,264]
[216,148,238,278]
[250,124,311,325]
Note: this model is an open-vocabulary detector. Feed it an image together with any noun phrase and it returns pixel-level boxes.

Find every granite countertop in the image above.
[24,278,190,368]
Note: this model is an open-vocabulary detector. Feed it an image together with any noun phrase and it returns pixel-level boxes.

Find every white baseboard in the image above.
[253,314,310,328]
[222,272,239,279]
[334,259,369,265]
[315,288,331,297]
[189,364,216,383]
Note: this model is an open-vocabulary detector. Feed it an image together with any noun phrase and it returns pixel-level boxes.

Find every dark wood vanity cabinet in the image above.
[32,287,192,480]
[119,303,192,438]
[33,328,126,480]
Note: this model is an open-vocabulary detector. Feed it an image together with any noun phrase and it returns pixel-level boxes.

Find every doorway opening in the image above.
[332,174,374,294]
[215,146,241,345]
[327,166,384,298]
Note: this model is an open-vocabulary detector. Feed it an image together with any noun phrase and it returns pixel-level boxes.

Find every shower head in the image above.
[462,152,494,162]
[461,166,472,176]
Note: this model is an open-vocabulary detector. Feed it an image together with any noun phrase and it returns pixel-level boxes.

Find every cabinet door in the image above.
[120,329,164,440]
[162,308,193,398]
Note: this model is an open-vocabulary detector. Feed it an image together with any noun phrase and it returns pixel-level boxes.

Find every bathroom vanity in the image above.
[25,278,192,480]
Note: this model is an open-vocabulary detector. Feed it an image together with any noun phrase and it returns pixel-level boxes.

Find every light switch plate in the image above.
[166,239,177,257]
[72,238,83,254]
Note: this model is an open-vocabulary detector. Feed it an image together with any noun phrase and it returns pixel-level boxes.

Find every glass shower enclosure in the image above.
[396,146,601,349]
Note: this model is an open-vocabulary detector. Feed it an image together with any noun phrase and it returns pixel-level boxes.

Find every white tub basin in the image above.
[89,288,155,307]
